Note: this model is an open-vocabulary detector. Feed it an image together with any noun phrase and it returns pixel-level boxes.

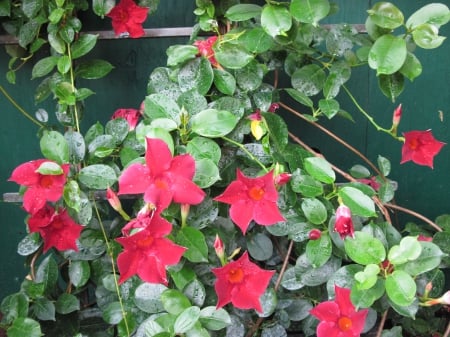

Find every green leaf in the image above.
[49,7,65,24]
[36,161,63,175]
[0,0,11,16]
[57,55,71,74]
[134,283,167,313]
[176,226,208,263]
[239,27,275,53]
[291,64,326,96]
[102,302,124,324]
[200,307,231,330]
[64,180,82,212]
[367,2,404,29]
[378,72,405,102]
[344,231,386,265]
[225,4,262,21]
[213,68,236,96]
[69,260,90,288]
[214,42,254,69]
[388,236,422,265]
[187,136,221,164]
[174,306,200,334]
[22,0,43,18]
[144,93,181,123]
[17,233,41,256]
[247,233,273,261]
[290,0,330,25]
[381,326,403,337]
[76,59,114,79]
[354,264,380,290]
[395,241,444,276]
[319,98,340,119]
[306,233,332,267]
[261,4,292,37]
[55,293,80,314]
[412,23,446,49]
[301,198,328,225]
[369,34,407,75]
[385,270,416,306]
[65,130,86,163]
[1,293,29,323]
[48,30,65,54]
[351,278,385,308]
[285,88,314,108]
[35,255,58,294]
[71,34,98,59]
[193,158,220,188]
[406,3,450,29]
[399,52,422,82]
[290,170,324,197]
[377,155,391,176]
[19,20,40,48]
[339,186,376,217]
[350,165,370,179]
[304,157,335,184]
[166,45,198,67]
[92,0,115,16]
[78,164,117,189]
[235,61,264,91]
[32,297,55,321]
[7,318,41,337]
[190,109,238,138]
[161,289,191,315]
[106,118,129,144]
[31,56,58,79]
[183,279,206,307]
[178,57,213,95]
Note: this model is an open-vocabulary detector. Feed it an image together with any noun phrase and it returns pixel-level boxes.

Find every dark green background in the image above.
[0,0,448,300]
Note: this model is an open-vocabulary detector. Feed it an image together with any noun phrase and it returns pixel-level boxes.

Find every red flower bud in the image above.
[309,229,322,240]
[392,104,402,127]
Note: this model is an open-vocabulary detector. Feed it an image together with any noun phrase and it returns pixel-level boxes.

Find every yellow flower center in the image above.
[248,186,264,201]
[137,236,154,249]
[338,316,353,332]
[40,175,54,188]
[155,178,168,190]
[408,138,419,150]
[227,267,244,284]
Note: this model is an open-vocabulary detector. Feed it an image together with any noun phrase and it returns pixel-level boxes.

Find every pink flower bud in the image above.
[308,229,322,240]
[418,234,433,242]
[106,187,122,212]
[334,205,354,239]
[268,103,280,113]
[392,104,402,127]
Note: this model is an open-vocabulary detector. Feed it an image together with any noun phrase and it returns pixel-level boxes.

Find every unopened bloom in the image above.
[401,130,445,168]
[28,205,83,253]
[106,187,130,220]
[334,205,354,239]
[116,212,186,284]
[268,103,280,112]
[214,170,285,234]
[9,159,70,214]
[111,108,141,130]
[309,229,322,240]
[248,109,265,140]
[214,235,226,265]
[423,290,450,306]
[107,0,148,38]
[212,251,274,312]
[118,137,205,212]
[392,104,402,127]
[193,36,220,68]
[357,176,380,191]
[310,285,368,337]
[417,234,433,242]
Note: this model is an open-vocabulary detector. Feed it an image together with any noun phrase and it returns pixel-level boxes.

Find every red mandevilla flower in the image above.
[401,130,445,168]
[116,212,186,285]
[310,285,369,337]
[28,205,83,253]
[214,169,285,234]
[9,159,70,214]
[211,251,274,312]
[334,205,354,239]
[193,36,220,68]
[111,108,141,130]
[118,137,205,212]
[107,0,148,38]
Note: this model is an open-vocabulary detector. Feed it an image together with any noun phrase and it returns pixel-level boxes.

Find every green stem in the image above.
[0,85,45,128]
[221,136,268,172]
[67,44,81,133]
[93,200,130,337]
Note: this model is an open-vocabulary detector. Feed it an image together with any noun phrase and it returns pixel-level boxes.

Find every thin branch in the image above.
[384,203,442,232]
[443,320,450,337]
[375,309,389,337]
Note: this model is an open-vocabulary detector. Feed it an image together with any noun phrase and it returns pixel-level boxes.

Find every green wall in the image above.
[1,0,448,301]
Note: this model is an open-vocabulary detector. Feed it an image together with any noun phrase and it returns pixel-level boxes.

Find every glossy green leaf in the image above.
[31,56,58,79]
[378,72,405,102]
[176,226,208,263]
[290,170,324,197]
[92,0,115,16]
[295,255,341,286]
[399,52,422,81]
[395,241,444,276]
[78,164,117,189]
[239,27,275,53]
[183,279,206,307]
[319,98,340,119]
[174,306,200,334]
[339,186,376,217]
[385,270,416,306]
[166,45,198,67]
[134,283,167,313]
[304,157,335,184]
[301,198,328,225]
[235,61,264,91]
[7,318,41,337]
[65,130,86,163]
[351,278,385,308]
[190,109,238,138]
[213,68,236,96]
[187,136,221,164]
[214,42,254,69]
[388,299,418,319]
[261,4,292,37]
[285,88,314,108]
[264,112,289,152]
[200,307,231,330]
[63,180,82,212]
[377,155,391,176]
[106,118,129,144]
[225,4,262,21]
[35,255,58,294]
[306,233,332,267]
[292,64,326,97]
[55,293,80,314]
[354,264,380,290]
[344,231,386,265]
[19,20,40,48]
[178,57,213,95]
[32,297,55,321]
[350,165,370,179]
[367,2,404,29]
[369,35,407,75]
[36,161,63,175]
[69,260,90,288]
[161,289,191,315]
[412,23,446,49]
[22,0,42,18]
[102,302,124,324]
[1,293,29,323]
[406,3,450,29]
[76,59,114,79]
[144,93,181,123]
[290,0,330,25]
[193,158,220,188]
[71,34,98,59]
[247,233,273,261]
[388,236,422,265]
[281,266,304,290]
[17,233,41,256]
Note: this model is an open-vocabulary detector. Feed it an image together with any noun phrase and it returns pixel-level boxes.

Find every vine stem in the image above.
[279,102,384,180]
[288,131,392,224]
[244,240,294,337]
[443,320,450,337]
[93,200,130,337]
[0,85,44,128]
[222,136,268,172]
[67,45,81,133]
[384,203,442,232]
[375,309,389,337]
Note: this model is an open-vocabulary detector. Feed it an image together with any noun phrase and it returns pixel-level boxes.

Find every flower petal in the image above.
[9,160,43,185]
[171,176,205,205]
[23,188,46,214]
[334,285,355,316]
[118,163,152,195]
[169,154,196,180]
[316,321,340,337]
[145,138,172,176]
[310,301,340,322]
[229,199,254,233]
[349,308,369,335]
[231,286,263,312]
[253,199,285,225]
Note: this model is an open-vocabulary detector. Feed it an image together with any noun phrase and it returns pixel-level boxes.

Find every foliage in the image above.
[1,0,450,337]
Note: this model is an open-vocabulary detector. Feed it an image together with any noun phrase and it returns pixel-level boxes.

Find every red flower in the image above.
[106,0,148,38]
[401,130,445,168]
[193,36,220,68]
[111,108,141,130]
[334,205,354,239]
[116,212,186,284]
[214,170,285,234]
[9,159,70,214]
[28,205,83,253]
[118,137,205,211]
[211,251,274,312]
[310,285,368,337]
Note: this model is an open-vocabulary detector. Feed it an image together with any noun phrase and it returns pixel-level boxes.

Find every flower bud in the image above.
[392,104,402,127]
[334,205,354,239]
[106,187,130,220]
[268,103,280,113]
[308,229,322,240]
